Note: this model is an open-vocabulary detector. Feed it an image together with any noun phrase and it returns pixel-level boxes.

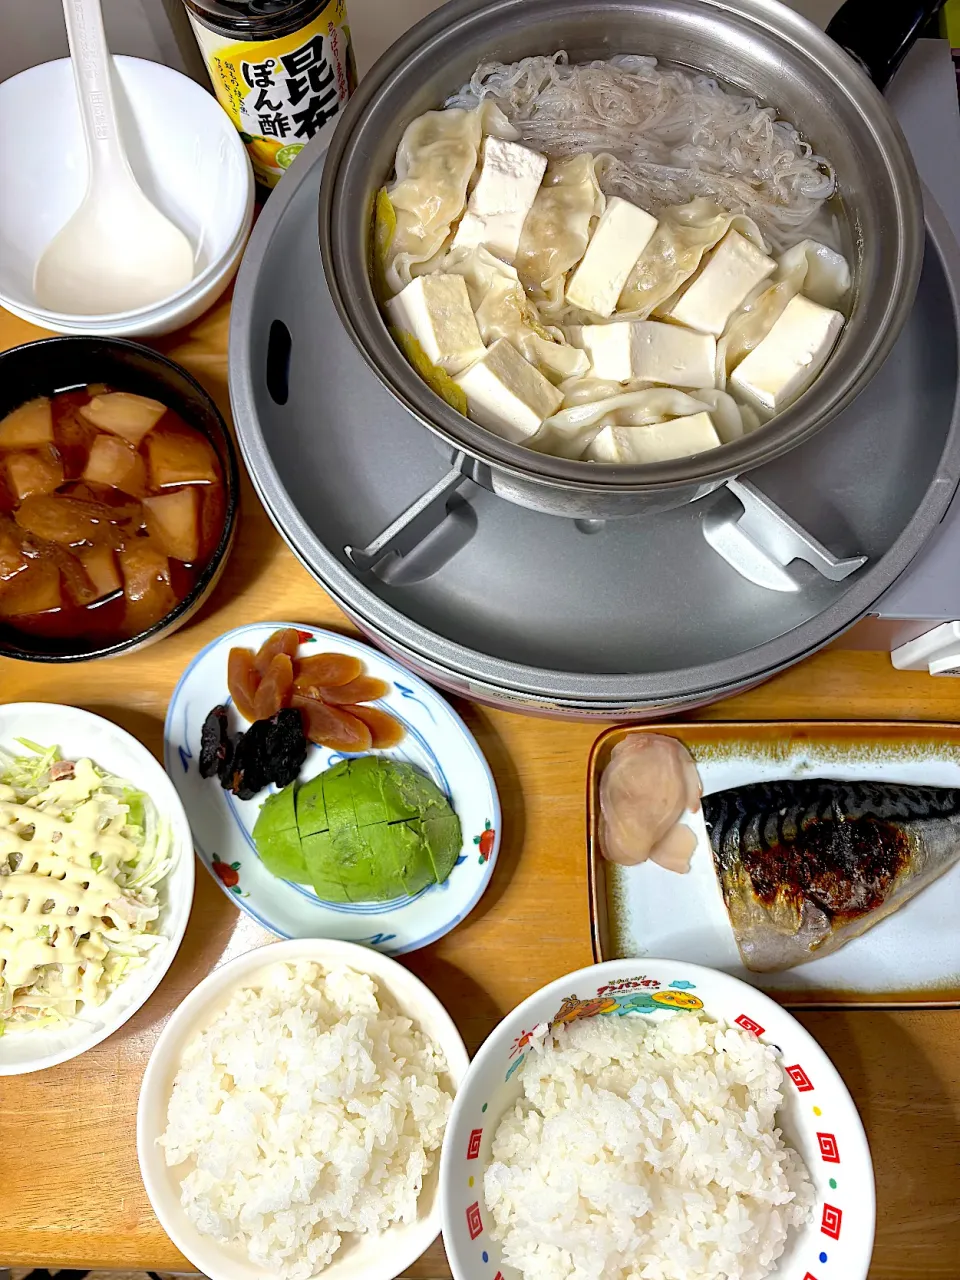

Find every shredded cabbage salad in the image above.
[0,739,173,1033]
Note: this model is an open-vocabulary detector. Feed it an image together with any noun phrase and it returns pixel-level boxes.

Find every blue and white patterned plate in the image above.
[164,623,500,953]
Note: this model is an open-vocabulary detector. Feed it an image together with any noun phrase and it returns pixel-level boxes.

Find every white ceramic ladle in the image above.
[34,0,195,316]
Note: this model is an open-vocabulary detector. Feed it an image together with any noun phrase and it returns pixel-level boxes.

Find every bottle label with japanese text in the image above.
[187,0,356,188]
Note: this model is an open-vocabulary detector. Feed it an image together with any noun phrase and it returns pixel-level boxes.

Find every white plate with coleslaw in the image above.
[0,702,194,1075]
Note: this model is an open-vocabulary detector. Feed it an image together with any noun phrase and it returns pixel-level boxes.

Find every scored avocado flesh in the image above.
[253,756,463,903]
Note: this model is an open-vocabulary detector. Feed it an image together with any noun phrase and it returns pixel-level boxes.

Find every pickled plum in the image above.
[292,652,362,688]
[146,428,218,488]
[253,652,294,719]
[255,627,301,675]
[83,434,146,495]
[291,692,373,751]
[143,488,200,562]
[0,398,53,449]
[228,647,261,722]
[5,450,64,501]
[80,392,166,444]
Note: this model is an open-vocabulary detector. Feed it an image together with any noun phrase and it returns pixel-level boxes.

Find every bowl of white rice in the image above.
[137,938,468,1280]
[440,959,874,1280]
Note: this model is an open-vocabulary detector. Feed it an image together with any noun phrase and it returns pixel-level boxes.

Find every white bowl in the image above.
[0,56,253,335]
[441,959,876,1280]
[137,937,470,1280]
[2,205,254,338]
[0,702,195,1076]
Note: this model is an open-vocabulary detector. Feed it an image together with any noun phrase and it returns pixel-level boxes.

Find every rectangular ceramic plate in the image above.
[588,722,960,1008]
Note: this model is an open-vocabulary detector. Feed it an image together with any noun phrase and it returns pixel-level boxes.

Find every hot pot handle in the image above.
[826,0,948,91]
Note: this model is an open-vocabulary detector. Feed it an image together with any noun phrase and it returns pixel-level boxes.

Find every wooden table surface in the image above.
[0,297,957,1278]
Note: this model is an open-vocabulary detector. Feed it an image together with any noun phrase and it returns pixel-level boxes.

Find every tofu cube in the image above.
[565,322,633,382]
[586,413,722,464]
[452,137,548,263]
[663,229,776,336]
[455,338,563,444]
[387,274,485,375]
[630,322,717,389]
[565,197,659,316]
[730,294,845,412]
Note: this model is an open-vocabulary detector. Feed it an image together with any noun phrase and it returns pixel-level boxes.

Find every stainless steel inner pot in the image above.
[320,0,927,519]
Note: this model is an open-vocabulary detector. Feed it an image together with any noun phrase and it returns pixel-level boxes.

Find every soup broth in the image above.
[0,385,226,643]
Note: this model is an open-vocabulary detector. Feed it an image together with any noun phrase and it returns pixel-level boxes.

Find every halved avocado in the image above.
[296,774,329,837]
[331,823,405,902]
[348,756,390,827]
[303,829,350,902]
[418,813,462,885]
[253,786,308,881]
[366,820,434,896]
[381,761,449,822]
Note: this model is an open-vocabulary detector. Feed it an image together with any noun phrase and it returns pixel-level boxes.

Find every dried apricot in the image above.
[291,693,372,751]
[255,627,301,675]
[253,652,294,719]
[228,646,261,722]
[314,675,390,705]
[293,652,362,688]
[349,704,405,748]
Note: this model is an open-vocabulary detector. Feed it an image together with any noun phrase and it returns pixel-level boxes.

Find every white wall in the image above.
[0,0,849,87]
[0,0,207,83]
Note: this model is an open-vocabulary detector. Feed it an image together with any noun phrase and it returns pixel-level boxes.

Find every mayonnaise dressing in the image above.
[0,757,154,1020]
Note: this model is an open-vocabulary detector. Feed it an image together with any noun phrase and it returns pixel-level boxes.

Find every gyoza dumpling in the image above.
[377,104,522,297]
[527,386,711,459]
[441,245,589,381]
[515,155,605,313]
[615,199,767,319]
[716,239,851,384]
[688,387,763,443]
[377,109,482,296]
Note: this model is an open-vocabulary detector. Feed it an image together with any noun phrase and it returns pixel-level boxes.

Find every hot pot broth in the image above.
[373,53,853,466]
[0,386,226,642]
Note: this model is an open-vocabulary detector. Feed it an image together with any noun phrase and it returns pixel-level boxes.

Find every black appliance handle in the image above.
[826,0,948,91]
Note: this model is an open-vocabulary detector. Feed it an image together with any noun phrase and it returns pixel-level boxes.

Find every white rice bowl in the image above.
[138,939,469,1280]
[440,960,875,1280]
[483,1014,813,1280]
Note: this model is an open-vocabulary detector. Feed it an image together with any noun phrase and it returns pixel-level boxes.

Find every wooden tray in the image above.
[587,722,960,1008]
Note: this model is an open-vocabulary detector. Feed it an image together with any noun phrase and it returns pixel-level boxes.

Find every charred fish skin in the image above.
[702,780,960,972]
